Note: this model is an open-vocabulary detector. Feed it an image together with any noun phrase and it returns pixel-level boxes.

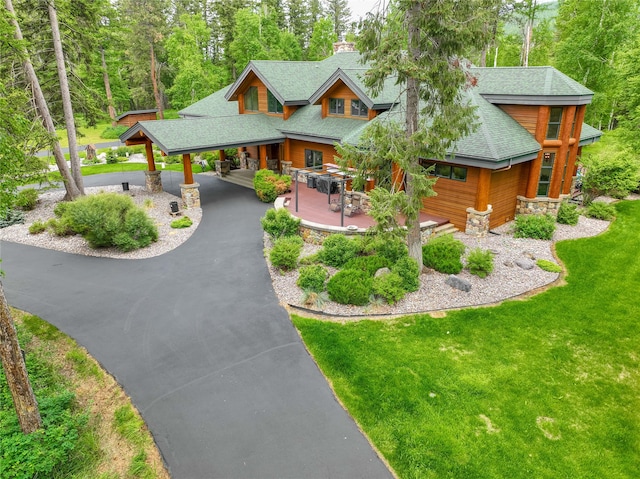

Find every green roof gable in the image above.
[179,85,237,118]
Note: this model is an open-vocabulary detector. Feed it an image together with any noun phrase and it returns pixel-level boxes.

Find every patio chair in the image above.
[344,193,363,217]
[329,198,343,212]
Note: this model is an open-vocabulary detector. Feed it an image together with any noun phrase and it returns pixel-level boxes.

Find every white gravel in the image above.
[0,185,201,260]
[266,214,613,319]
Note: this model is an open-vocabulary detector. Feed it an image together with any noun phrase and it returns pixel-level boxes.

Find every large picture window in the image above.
[244,86,258,112]
[537,152,555,196]
[351,99,368,117]
[546,107,563,139]
[329,98,344,115]
[305,149,323,169]
[267,90,283,114]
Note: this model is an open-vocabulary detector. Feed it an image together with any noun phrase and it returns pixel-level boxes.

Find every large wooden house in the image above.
[121,45,601,235]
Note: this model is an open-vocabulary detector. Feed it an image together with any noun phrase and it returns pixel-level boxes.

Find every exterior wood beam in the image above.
[562,106,587,195]
[475,168,492,211]
[549,106,575,198]
[145,140,155,172]
[182,153,193,184]
[525,106,550,198]
[391,163,404,191]
[283,138,291,161]
[219,149,226,161]
[259,144,267,169]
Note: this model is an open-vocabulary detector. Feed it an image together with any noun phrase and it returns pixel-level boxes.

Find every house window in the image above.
[305,149,323,169]
[329,98,344,115]
[537,152,555,196]
[244,86,258,112]
[351,99,368,117]
[422,161,467,181]
[267,90,283,114]
[546,107,563,139]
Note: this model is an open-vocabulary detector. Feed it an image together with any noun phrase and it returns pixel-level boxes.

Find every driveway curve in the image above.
[2,172,392,479]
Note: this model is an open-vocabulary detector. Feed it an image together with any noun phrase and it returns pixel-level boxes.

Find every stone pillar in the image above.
[516,196,563,216]
[465,206,492,237]
[281,160,292,176]
[144,170,163,193]
[180,182,200,209]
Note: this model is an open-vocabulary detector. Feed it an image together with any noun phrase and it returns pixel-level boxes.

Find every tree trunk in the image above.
[405,3,423,269]
[101,45,117,126]
[150,45,164,120]
[0,281,42,434]
[5,0,81,201]
[48,0,84,196]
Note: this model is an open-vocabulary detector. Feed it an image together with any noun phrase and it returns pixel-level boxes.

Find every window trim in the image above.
[351,99,368,118]
[329,98,345,115]
[267,90,283,114]
[244,86,258,112]
[546,107,563,140]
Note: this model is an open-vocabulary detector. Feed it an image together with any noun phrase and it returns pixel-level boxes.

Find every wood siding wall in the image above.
[245,145,259,159]
[239,77,283,118]
[117,112,157,127]
[322,80,370,120]
[488,163,529,228]
[423,168,480,229]
[288,140,339,169]
[498,105,539,135]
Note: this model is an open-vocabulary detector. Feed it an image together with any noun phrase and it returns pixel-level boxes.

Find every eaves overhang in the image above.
[225,62,288,105]
[308,68,374,109]
[280,131,341,146]
[481,94,594,106]
[441,149,540,170]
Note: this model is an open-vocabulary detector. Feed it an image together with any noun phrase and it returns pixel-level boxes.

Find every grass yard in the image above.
[294,200,640,479]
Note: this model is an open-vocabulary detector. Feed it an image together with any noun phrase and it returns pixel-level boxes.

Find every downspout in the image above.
[492,158,513,173]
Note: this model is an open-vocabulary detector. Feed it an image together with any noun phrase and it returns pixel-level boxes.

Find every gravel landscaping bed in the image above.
[0,185,202,259]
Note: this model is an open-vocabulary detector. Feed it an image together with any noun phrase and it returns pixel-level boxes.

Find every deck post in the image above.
[525,106,551,199]
[259,145,267,170]
[145,140,155,171]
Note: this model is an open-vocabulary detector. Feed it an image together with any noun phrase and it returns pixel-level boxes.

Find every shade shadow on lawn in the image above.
[294,200,640,479]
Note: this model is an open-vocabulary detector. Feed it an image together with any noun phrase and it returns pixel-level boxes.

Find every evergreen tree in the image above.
[307,17,336,60]
[324,0,349,40]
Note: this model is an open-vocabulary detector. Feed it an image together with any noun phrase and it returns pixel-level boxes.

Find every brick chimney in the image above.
[333,41,356,54]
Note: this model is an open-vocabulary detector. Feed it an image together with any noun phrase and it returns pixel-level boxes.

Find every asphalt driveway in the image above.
[2,172,391,479]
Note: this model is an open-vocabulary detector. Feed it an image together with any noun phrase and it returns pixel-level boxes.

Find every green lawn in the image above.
[47,162,203,182]
[294,200,640,479]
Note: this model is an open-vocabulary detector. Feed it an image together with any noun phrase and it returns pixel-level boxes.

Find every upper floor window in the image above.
[537,151,555,196]
[351,99,368,117]
[546,107,563,139]
[244,86,258,112]
[267,90,283,114]
[329,98,344,115]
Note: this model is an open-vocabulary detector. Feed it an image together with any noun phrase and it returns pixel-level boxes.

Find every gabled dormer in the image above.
[309,68,399,121]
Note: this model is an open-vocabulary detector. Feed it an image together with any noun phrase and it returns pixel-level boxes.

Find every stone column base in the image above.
[144,170,163,193]
[465,207,492,237]
[180,182,200,209]
[516,196,563,217]
[281,160,292,176]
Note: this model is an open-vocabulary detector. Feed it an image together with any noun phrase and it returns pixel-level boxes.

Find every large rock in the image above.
[445,275,472,292]
[374,267,391,278]
[516,258,535,270]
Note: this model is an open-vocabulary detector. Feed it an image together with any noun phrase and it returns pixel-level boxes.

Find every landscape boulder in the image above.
[445,275,472,292]
[515,258,535,270]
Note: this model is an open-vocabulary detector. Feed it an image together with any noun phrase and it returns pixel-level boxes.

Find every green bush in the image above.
[297,264,328,292]
[56,193,158,251]
[366,236,408,263]
[15,188,39,211]
[0,209,25,229]
[372,271,406,304]
[392,256,421,292]
[581,151,640,203]
[105,150,118,164]
[46,217,76,236]
[466,248,494,278]
[422,234,465,274]
[327,269,372,305]
[171,216,193,228]
[537,259,562,273]
[270,235,303,271]
[163,155,182,164]
[556,202,580,226]
[29,220,47,234]
[100,125,128,139]
[585,201,616,221]
[513,214,556,240]
[261,208,301,239]
[253,169,291,203]
[343,255,390,277]
[319,234,362,267]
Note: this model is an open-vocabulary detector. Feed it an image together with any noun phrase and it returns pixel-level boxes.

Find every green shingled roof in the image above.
[279,105,370,142]
[178,85,237,118]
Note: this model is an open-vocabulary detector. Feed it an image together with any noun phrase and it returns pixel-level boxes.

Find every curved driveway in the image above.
[2,172,391,479]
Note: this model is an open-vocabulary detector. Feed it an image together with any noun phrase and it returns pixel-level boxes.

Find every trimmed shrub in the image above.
[297,264,328,292]
[422,234,465,274]
[392,256,421,292]
[100,125,128,139]
[171,216,193,228]
[319,233,362,267]
[270,235,303,271]
[56,193,158,251]
[261,208,300,239]
[15,188,39,211]
[556,202,580,226]
[537,259,562,273]
[46,217,76,236]
[366,236,408,263]
[105,150,119,164]
[581,151,640,203]
[343,255,390,277]
[372,272,406,304]
[466,248,494,278]
[586,201,616,221]
[253,169,292,203]
[513,214,556,240]
[327,269,372,305]
[0,209,25,228]
[29,220,47,234]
